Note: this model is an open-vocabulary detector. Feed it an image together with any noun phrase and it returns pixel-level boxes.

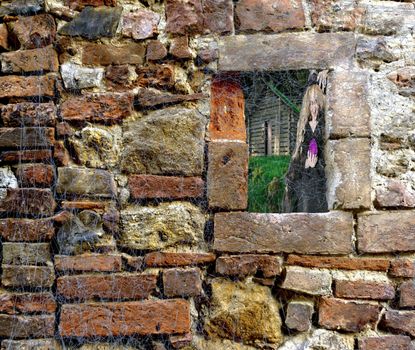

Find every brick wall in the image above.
[0,0,414,349]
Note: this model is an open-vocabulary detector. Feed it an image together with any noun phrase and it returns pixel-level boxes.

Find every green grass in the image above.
[248,155,291,213]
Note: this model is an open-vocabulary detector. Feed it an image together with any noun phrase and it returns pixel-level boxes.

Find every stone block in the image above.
[219,33,356,71]
[1,46,58,73]
[55,254,122,272]
[213,211,353,254]
[163,268,202,297]
[235,0,305,32]
[136,64,175,89]
[334,280,395,300]
[144,252,216,267]
[1,102,56,127]
[216,255,283,278]
[82,42,145,65]
[136,90,206,108]
[390,259,415,278]
[0,0,44,16]
[146,40,168,61]
[15,164,54,187]
[358,336,412,350]
[327,70,370,138]
[282,266,332,296]
[60,62,104,90]
[59,300,191,337]
[0,150,52,163]
[57,273,157,301]
[357,211,415,253]
[0,314,54,338]
[0,24,8,50]
[67,0,116,10]
[203,0,233,34]
[121,10,159,40]
[0,75,55,98]
[2,265,55,288]
[400,281,415,308]
[326,138,371,209]
[170,36,192,59]
[122,255,144,271]
[0,127,55,148]
[165,0,204,35]
[128,175,204,200]
[381,310,415,337]
[0,218,54,242]
[319,297,381,332]
[56,167,116,198]
[2,243,51,265]
[285,301,314,332]
[207,141,248,210]
[0,189,56,216]
[0,290,56,314]
[1,339,60,350]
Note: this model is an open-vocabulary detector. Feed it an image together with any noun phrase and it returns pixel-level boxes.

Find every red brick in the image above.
[82,43,145,66]
[0,127,55,148]
[0,75,55,98]
[390,259,415,278]
[59,300,191,337]
[335,280,395,300]
[0,150,52,163]
[381,310,415,337]
[0,291,56,315]
[55,254,122,273]
[358,336,412,350]
[15,164,54,188]
[60,94,133,124]
[165,0,204,35]
[0,188,56,216]
[235,0,305,32]
[144,252,216,267]
[1,46,59,73]
[287,254,390,271]
[57,273,157,301]
[163,268,202,297]
[0,218,54,242]
[400,281,415,308]
[123,255,144,271]
[216,255,282,277]
[7,14,56,49]
[209,77,246,141]
[129,175,204,200]
[319,297,381,332]
[0,314,54,338]
[2,265,55,288]
[1,102,56,127]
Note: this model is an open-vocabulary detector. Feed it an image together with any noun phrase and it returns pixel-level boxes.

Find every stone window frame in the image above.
[207,32,373,255]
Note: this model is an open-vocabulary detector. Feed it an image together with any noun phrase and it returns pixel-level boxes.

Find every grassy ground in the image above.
[248,155,291,213]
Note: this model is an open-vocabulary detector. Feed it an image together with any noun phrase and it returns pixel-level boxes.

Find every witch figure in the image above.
[283,70,328,213]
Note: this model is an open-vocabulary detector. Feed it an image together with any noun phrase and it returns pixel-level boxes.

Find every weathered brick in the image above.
[319,298,381,332]
[0,314,54,338]
[358,335,412,350]
[129,175,204,200]
[67,0,117,10]
[357,211,415,253]
[0,23,8,50]
[2,265,55,288]
[163,268,202,297]
[219,33,356,71]
[287,254,390,272]
[0,188,56,216]
[60,94,133,124]
[335,280,395,300]
[390,259,415,278]
[136,64,175,89]
[166,0,204,35]
[170,36,192,59]
[282,266,332,296]
[285,301,313,332]
[1,339,60,350]
[82,43,145,66]
[57,273,157,301]
[170,333,193,349]
[146,40,168,61]
[121,10,159,40]
[59,300,191,337]
[203,0,233,34]
[216,255,283,278]
[214,211,353,254]
[53,141,70,167]
[381,310,415,337]
[400,281,415,308]
[136,90,206,108]
[122,255,144,271]
[327,70,370,138]
[2,243,51,265]
[1,46,58,73]
[144,252,216,267]
[8,14,56,49]
[0,290,56,314]
[0,75,55,98]
[0,127,55,148]
[207,141,248,210]
[55,254,122,273]
[0,150,52,163]
[1,102,56,127]
[235,0,305,32]
[56,167,116,198]
[61,201,107,210]
[0,218,54,242]
[15,164,54,187]
[209,77,246,141]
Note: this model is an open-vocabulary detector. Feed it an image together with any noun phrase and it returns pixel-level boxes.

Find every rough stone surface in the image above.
[144,252,216,267]
[357,211,415,253]
[0,339,60,350]
[56,167,116,198]
[121,107,206,176]
[235,0,305,32]
[358,336,412,350]
[203,0,233,34]
[136,89,206,108]
[0,314,55,338]
[0,218,54,242]
[0,75,55,98]
[279,329,354,350]
[205,279,283,345]
[59,6,122,39]
[400,281,415,308]
[390,259,415,278]
[57,273,157,301]
[0,290,56,315]
[61,62,104,90]
[219,33,356,71]
[326,138,371,210]
[66,0,117,10]
[0,167,17,200]
[163,268,202,297]
[0,150,52,163]
[170,36,192,59]
[207,142,248,210]
[2,243,51,265]
[146,40,168,61]
[216,255,282,278]
[15,164,54,187]
[214,211,353,254]
[335,280,395,300]
[285,301,314,332]
[55,254,122,272]
[0,0,44,16]
[2,265,55,288]
[1,46,58,73]
[319,298,381,332]
[282,266,332,296]
[0,23,8,50]
[381,310,415,337]
[82,43,145,66]
[0,189,56,216]
[0,127,55,148]
[165,0,204,35]
[2,102,56,127]
[121,10,159,40]
[59,300,190,337]
[120,202,205,250]
[129,175,204,200]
